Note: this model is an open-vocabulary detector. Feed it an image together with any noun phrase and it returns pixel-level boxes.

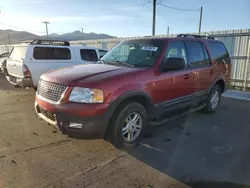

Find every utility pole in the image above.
[198,6,203,33]
[8,33,11,44]
[42,21,50,39]
[167,26,170,36]
[152,0,156,36]
[81,28,84,40]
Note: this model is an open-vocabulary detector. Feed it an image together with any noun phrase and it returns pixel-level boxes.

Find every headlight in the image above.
[69,87,104,103]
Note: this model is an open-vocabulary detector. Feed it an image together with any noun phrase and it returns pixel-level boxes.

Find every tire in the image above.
[107,102,148,149]
[203,85,221,113]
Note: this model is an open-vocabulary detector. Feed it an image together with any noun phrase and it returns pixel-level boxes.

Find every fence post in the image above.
[244,37,250,91]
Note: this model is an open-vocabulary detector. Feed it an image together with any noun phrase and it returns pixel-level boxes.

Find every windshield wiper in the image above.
[115,61,134,67]
[98,59,106,64]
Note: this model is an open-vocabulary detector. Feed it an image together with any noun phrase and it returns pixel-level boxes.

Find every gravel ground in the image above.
[0,73,188,188]
[1,73,250,188]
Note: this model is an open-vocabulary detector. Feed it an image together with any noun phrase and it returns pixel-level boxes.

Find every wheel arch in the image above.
[108,90,155,119]
[209,77,226,93]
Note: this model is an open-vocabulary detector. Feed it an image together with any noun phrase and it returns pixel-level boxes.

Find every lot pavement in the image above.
[1,73,250,188]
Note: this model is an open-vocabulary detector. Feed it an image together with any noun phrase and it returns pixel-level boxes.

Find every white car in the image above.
[0,52,10,72]
[6,40,108,89]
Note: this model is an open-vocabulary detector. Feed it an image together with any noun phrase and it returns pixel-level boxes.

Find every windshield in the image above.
[101,40,164,67]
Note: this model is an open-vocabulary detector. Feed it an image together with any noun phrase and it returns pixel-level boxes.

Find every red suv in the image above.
[35,35,231,148]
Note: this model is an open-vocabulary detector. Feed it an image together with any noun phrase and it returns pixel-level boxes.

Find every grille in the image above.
[38,106,56,122]
[37,80,67,102]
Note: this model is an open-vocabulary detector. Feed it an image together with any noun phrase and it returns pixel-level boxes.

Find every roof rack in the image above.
[20,40,34,44]
[30,39,70,46]
[177,34,215,40]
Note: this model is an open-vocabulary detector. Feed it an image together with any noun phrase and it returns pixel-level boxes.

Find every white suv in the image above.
[5,40,107,89]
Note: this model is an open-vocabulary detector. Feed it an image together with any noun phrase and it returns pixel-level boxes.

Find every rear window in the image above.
[9,46,27,61]
[33,47,71,60]
[80,49,98,61]
[208,42,230,62]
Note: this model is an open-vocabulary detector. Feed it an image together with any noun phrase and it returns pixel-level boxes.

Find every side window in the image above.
[185,41,207,66]
[201,44,211,64]
[99,50,108,57]
[208,42,230,63]
[80,49,98,61]
[165,41,187,65]
[33,47,71,60]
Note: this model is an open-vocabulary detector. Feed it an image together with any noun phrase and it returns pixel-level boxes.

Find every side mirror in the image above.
[161,57,185,71]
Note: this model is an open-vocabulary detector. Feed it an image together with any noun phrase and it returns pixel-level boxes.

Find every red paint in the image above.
[37,37,231,118]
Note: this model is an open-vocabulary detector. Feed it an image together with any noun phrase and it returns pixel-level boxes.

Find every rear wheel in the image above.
[107,102,148,149]
[203,85,221,113]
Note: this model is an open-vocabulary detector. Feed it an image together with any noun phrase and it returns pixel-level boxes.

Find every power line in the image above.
[158,2,200,12]
[0,22,45,34]
[131,0,150,28]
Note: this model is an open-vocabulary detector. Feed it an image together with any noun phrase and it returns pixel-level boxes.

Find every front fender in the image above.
[105,84,155,120]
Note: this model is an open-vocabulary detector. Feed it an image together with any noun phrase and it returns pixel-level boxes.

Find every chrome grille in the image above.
[37,80,67,102]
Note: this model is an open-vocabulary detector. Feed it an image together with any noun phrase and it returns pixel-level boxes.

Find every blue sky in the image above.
[0,0,249,37]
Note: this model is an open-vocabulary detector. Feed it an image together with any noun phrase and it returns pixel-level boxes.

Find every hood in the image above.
[41,64,136,86]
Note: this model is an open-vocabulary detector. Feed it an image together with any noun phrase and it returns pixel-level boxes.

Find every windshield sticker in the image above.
[141,46,158,51]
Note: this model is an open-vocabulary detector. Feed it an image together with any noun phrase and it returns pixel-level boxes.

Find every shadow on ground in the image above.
[128,98,250,187]
[185,181,250,188]
[0,73,33,93]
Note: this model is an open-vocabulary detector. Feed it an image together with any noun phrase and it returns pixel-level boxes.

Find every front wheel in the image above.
[203,85,221,113]
[107,102,148,149]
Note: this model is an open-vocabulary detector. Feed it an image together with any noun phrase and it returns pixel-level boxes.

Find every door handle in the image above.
[183,74,191,79]
[209,69,214,74]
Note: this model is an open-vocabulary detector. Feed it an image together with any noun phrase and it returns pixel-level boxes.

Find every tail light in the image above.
[23,64,31,78]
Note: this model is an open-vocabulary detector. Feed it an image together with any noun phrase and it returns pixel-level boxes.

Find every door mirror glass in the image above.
[161,57,185,71]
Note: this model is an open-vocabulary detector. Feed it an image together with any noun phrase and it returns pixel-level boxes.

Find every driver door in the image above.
[153,40,195,113]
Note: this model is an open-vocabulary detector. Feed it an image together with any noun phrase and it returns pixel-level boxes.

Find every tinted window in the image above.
[165,41,187,65]
[185,41,207,66]
[80,49,98,61]
[33,47,71,60]
[208,42,230,63]
[99,50,108,57]
[201,44,211,64]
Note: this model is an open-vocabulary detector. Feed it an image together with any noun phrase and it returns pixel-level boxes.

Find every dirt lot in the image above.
[1,73,250,188]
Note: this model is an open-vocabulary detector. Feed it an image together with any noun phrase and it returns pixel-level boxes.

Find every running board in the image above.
[148,104,206,127]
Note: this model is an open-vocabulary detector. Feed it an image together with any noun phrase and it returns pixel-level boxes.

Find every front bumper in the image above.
[6,76,33,87]
[35,96,112,138]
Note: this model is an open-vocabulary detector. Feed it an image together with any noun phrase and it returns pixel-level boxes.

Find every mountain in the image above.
[48,30,114,41]
[0,29,115,45]
[0,29,39,45]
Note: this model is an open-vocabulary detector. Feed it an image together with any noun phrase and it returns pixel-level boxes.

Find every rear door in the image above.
[78,49,99,64]
[28,46,74,85]
[7,46,28,78]
[185,41,214,102]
